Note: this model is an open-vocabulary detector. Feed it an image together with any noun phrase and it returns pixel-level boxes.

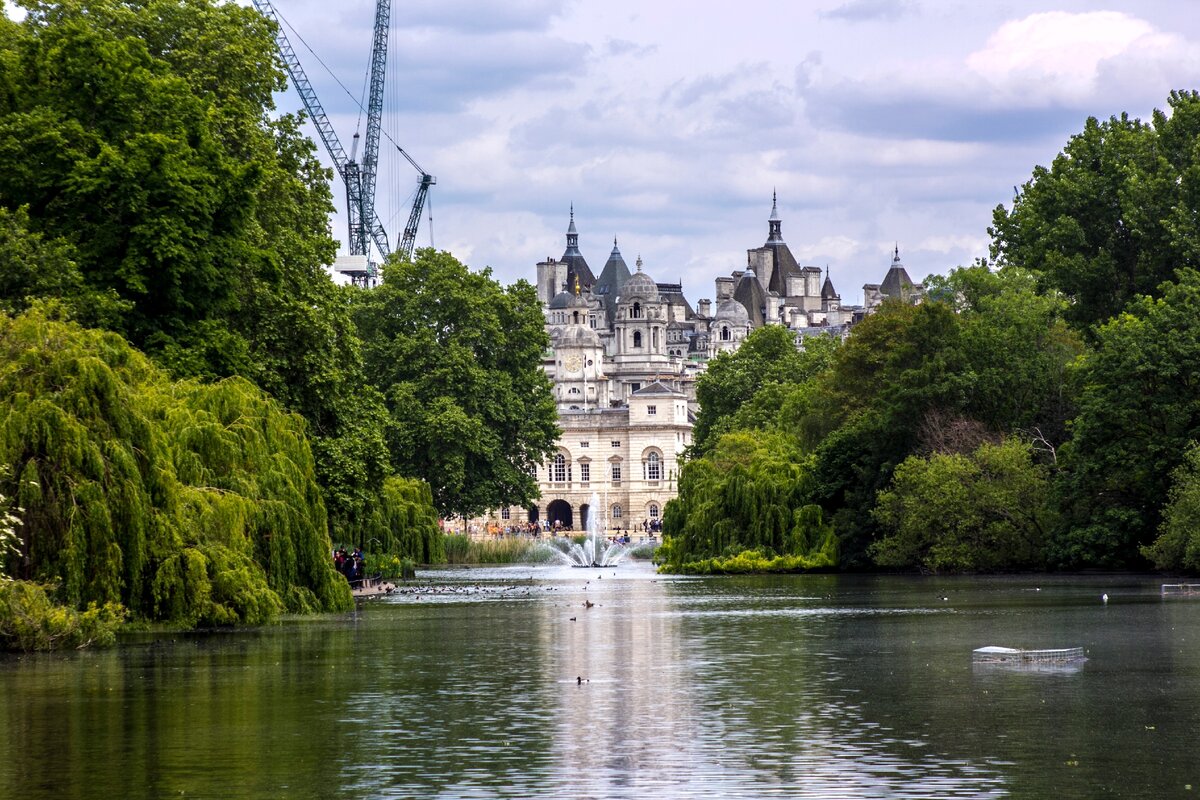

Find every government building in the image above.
[486,195,924,534]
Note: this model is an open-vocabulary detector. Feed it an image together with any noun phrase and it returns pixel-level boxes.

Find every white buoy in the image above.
[1102,593,1109,603]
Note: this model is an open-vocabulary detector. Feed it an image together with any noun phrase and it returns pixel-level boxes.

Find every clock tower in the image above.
[554,289,607,411]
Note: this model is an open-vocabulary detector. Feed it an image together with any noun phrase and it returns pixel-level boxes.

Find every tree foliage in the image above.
[355,249,559,518]
[1144,443,1200,572]
[872,439,1054,573]
[1058,269,1200,566]
[691,325,837,455]
[0,0,405,551]
[990,90,1200,332]
[660,431,837,571]
[0,308,352,625]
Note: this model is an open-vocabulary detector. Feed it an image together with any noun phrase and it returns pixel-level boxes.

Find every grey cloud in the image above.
[805,81,1087,143]
[393,0,570,33]
[604,38,657,58]
[285,30,587,117]
[820,0,914,23]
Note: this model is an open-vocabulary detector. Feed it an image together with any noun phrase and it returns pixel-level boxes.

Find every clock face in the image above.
[562,353,584,373]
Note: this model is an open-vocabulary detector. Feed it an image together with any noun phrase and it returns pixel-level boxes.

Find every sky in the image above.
[249,0,1200,306]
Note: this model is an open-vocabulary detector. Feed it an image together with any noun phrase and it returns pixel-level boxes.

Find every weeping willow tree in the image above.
[0,308,352,626]
[659,431,837,573]
[357,476,445,565]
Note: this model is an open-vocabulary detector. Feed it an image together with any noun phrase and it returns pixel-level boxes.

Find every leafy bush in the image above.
[0,309,351,624]
[0,580,125,651]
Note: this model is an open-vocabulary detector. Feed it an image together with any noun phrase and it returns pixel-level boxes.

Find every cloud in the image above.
[603,38,656,58]
[327,0,571,34]
[964,11,1196,106]
[820,0,913,23]
[802,11,1200,144]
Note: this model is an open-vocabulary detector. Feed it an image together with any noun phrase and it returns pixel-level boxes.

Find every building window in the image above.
[501,507,511,520]
[612,504,622,519]
[580,463,590,483]
[632,302,642,319]
[611,441,620,447]
[568,387,581,394]
[580,441,589,448]
[631,382,641,393]
[647,405,657,416]
[611,462,622,482]
[649,503,659,519]
[633,331,643,348]
[721,326,731,341]
[552,454,566,483]
[646,452,661,481]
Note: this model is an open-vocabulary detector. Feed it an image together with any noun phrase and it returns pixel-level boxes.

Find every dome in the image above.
[620,255,659,301]
[566,291,589,309]
[558,325,602,347]
[548,290,575,309]
[714,298,750,324]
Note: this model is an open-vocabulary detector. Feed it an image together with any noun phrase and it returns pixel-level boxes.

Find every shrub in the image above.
[0,580,125,651]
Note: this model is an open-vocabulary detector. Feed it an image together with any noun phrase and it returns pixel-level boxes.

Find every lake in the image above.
[1,561,1197,798]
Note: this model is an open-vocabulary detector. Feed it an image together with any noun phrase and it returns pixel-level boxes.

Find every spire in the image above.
[821,263,838,299]
[565,204,580,256]
[636,255,643,272]
[893,242,900,264]
[767,191,784,244]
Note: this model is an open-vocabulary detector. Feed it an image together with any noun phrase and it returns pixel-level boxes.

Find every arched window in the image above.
[552,453,567,483]
[633,331,643,348]
[649,503,659,519]
[612,504,622,519]
[645,451,661,481]
[721,326,731,341]
[501,507,511,520]
[573,311,580,324]
[632,302,642,319]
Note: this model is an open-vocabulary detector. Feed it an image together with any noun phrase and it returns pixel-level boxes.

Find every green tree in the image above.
[1143,443,1200,572]
[1058,269,1200,566]
[926,264,1081,438]
[0,308,353,624]
[354,249,559,518]
[804,300,970,563]
[660,430,836,571]
[0,2,398,549]
[872,438,1054,572]
[990,90,1200,332]
[691,325,837,455]
[1147,443,1200,575]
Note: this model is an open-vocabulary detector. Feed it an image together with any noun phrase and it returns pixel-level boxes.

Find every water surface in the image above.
[2,564,1196,798]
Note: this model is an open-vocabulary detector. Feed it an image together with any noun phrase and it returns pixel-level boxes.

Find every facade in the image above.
[487,196,924,533]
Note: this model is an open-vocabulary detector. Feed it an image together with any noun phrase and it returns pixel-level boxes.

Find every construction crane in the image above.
[252,1,434,283]
[396,146,436,261]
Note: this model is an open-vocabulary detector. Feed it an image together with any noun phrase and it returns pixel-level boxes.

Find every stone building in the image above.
[488,196,925,533]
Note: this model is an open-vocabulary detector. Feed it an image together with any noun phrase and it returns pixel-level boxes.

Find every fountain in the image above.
[543,491,630,567]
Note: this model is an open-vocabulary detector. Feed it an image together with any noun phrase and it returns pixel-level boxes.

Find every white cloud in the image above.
[965,11,1191,106]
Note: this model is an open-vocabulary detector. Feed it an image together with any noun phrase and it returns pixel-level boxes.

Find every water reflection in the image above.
[1,567,1196,798]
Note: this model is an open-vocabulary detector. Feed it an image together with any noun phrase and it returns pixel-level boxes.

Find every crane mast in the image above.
[396,147,436,262]
[252,0,395,283]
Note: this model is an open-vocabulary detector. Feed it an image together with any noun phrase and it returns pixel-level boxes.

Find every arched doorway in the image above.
[547,499,573,531]
[527,506,539,524]
[579,504,590,533]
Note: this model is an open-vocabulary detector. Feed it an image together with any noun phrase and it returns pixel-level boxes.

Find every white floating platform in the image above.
[972,646,1086,665]
[1162,584,1200,597]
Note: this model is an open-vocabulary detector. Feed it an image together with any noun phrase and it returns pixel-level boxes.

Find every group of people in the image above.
[333,548,365,583]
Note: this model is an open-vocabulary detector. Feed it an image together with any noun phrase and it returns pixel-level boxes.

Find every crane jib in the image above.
[251,0,432,278]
